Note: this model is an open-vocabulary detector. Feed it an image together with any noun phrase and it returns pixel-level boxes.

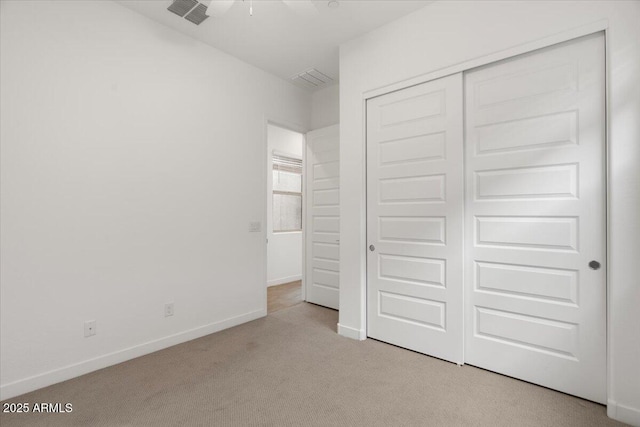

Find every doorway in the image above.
[266,124,305,311]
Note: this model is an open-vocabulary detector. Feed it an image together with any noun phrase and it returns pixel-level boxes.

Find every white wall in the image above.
[267,125,303,287]
[338,1,640,424]
[310,84,340,130]
[0,0,310,399]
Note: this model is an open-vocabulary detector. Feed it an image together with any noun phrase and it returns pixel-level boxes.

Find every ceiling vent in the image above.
[290,69,334,90]
[184,3,209,25]
[168,0,210,25]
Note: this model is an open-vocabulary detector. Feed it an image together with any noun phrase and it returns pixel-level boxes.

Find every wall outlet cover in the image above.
[164,302,174,317]
[84,320,96,337]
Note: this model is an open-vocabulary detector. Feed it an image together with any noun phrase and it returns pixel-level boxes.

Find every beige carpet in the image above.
[0,303,624,427]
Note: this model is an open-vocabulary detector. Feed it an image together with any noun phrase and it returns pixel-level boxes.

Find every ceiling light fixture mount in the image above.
[328,0,339,9]
[206,0,319,18]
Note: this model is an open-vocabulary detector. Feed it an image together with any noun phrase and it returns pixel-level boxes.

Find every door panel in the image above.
[305,125,340,309]
[464,33,606,403]
[367,73,464,364]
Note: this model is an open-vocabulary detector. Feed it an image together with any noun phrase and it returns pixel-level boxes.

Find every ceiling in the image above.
[115,0,431,89]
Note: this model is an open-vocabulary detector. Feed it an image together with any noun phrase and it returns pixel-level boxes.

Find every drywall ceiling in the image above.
[115,0,431,88]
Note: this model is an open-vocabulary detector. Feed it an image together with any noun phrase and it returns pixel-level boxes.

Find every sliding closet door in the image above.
[367,74,464,364]
[464,33,606,403]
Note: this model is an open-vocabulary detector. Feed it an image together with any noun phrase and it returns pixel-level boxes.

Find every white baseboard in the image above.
[337,323,366,341]
[267,275,301,287]
[608,399,640,426]
[0,309,266,401]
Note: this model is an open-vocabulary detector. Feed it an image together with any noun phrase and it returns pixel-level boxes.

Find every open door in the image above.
[305,125,340,310]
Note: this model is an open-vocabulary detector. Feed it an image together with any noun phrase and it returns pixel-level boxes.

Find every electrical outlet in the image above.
[165,302,174,317]
[84,320,96,337]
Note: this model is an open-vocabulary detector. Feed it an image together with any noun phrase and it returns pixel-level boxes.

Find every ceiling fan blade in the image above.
[281,0,319,17]
[206,0,235,17]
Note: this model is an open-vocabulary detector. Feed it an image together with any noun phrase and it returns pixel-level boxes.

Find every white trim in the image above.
[608,400,640,426]
[604,26,613,417]
[301,132,307,302]
[0,309,266,401]
[267,275,302,287]
[363,19,608,101]
[337,323,366,341]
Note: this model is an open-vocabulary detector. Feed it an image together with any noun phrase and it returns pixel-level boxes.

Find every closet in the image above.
[366,33,606,403]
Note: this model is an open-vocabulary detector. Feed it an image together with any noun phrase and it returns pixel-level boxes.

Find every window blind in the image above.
[273,153,302,174]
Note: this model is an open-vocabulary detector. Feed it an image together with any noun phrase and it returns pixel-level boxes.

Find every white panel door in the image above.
[305,124,340,309]
[464,33,606,403]
[367,74,464,363]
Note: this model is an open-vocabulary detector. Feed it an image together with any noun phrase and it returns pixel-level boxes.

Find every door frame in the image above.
[363,22,609,396]
[263,117,309,311]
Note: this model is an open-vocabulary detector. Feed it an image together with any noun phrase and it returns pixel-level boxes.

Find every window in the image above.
[272,153,302,232]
